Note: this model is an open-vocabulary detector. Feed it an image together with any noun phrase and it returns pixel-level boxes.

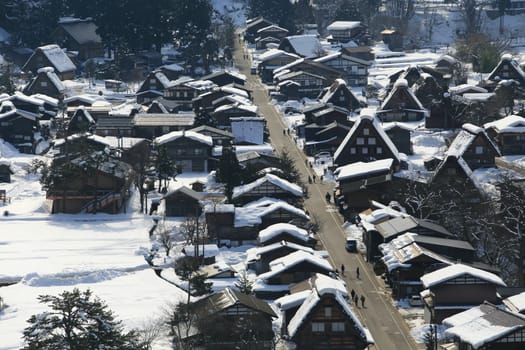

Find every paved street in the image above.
[233,37,422,350]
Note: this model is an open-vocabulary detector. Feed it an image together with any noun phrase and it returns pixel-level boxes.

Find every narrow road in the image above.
[233,37,422,350]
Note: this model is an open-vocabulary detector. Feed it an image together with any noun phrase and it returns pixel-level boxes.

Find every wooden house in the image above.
[278,35,323,59]
[304,121,352,156]
[212,103,258,129]
[434,55,459,77]
[365,215,455,262]
[246,241,315,274]
[255,35,281,50]
[94,116,134,137]
[257,49,301,83]
[276,70,328,99]
[420,264,506,323]
[0,101,39,153]
[484,114,525,155]
[314,50,371,86]
[182,288,276,349]
[67,106,95,135]
[318,79,362,111]
[443,302,525,350]
[136,71,173,104]
[0,162,14,183]
[256,24,289,42]
[487,54,525,86]
[45,155,132,214]
[159,63,185,80]
[284,283,373,349]
[132,112,195,139]
[258,223,316,247]
[383,122,413,155]
[244,17,276,43]
[232,173,303,205]
[161,186,203,217]
[145,100,169,114]
[334,158,395,211]
[205,199,310,246]
[231,116,266,145]
[326,21,368,45]
[333,114,401,168]
[2,92,44,116]
[50,18,104,61]
[274,59,343,86]
[255,250,334,298]
[183,244,219,265]
[22,44,76,80]
[381,29,403,51]
[23,67,66,100]
[201,70,246,86]
[164,79,216,109]
[376,79,428,123]
[237,151,281,171]
[154,130,213,172]
[189,125,234,146]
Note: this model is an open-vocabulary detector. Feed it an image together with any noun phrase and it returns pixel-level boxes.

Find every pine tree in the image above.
[22,288,143,350]
[216,141,242,202]
[234,271,254,295]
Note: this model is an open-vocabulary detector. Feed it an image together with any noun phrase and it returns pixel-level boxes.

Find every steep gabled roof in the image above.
[258,223,311,244]
[378,78,426,113]
[57,18,102,45]
[335,158,394,181]
[195,287,276,317]
[30,44,76,73]
[246,240,315,263]
[162,185,204,201]
[279,35,322,58]
[233,174,303,199]
[446,123,501,159]
[484,114,525,133]
[488,54,525,83]
[258,250,333,281]
[154,130,213,146]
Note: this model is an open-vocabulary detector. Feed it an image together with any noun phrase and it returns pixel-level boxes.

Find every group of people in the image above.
[339,264,365,307]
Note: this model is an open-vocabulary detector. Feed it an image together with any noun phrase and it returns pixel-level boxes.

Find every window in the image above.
[475,146,484,154]
[362,147,368,154]
[311,322,325,332]
[357,137,365,145]
[194,148,203,155]
[447,168,456,175]
[332,322,345,332]
[339,96,345,102]
[368,137,376,145]
[377,147,383,154]
[363,128,369,135]
[324,307,332,317]
[350,147,356,154]
[40,81,48,87]
[150,78,156,85]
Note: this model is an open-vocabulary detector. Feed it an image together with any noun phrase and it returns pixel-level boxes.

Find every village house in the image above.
[188,125,234,146]
[182,244,219,265]
[326,21,369,45]
[303,121,352,156]
[153,130,213,173]
[244,17,276,43]
[44,155,132,214]
[50,18,104,61]
[274,58,343,87]
[484,114,525,155]
[160,186,203,217]
[192,85,251,115]
[237,151,281,171]
[164,79,217,110]
[0,101,40,153]
[201,70,246,87]
[230,116,266,145]
[487,53,525,87]
[257,49,301,83]
[0,92,44,116]
[333,113,401,168]
[254,250,334,298]
[67,106,95,135]
[212,103,258,129]
[276,70,328,99]
[282,276,374,349]
[145,100,169,114]
[22,44,76,80]
[179,287,276,349]
[382,122,413,155]
[246,241,316,274]
[23,67,66,100]
[376,79,428,123]
[420,264,506,323]
[442,302,525,350]
[205,198,310,246]
[318,79,363,111]
[314,50,372,86]
[278,34,323,59]
[334,158,395,211]
[381,29,403,51]
[255,24,289,49]
[433,54,459,78]
[232,173,303,206]
[0,162,14,183]
[258,222,316,248]
[159,62,185,80]
[136,71,173,104]
[132,112,196,139]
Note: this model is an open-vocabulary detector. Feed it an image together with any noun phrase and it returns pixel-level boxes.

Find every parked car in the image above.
[345,238,357,252]
[409,295,423,307]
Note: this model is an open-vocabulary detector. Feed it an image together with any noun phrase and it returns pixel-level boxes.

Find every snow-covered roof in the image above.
[421,264,506,288]
[183,244,219,258]
[443,302,525,349]
[234,198,309,227]
[37,44,76,73]
[275,290,312,310]
[257,49,300,62]
[334,113,400,163]
[505,292,525,313]
[379,78,426,113]
[488,54,525,81]
[258,223,310,244]
[220,86,249,99]
[484,114,525,133]
[246,240,314,263]
[154,130,213,146]
[257,24,288,33]
[327,21,362,31]
[335,158,394,181]
[445,123,500,159]
[282,35,322,58]
[448,84,488,95]
[10,91,45,106]
[232,173,303,199]
[259,250,333,281]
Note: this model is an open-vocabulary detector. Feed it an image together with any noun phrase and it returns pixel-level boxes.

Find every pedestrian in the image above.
[312,175,316,183]
[305,159,308,165]
[361,295,366,308]
[308,176,312,184]
[356,267,360,279]
[354,294,359,307]
[341,264,345,276]
[320,175,323,182]
[350,289,355,300]
[325,192,331,203]
[283,129,286,135]
[335,268,339,276]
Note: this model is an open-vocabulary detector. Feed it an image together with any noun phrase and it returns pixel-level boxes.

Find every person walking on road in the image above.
[350,289,356,300]
[341,264,345,276]
[356,266,360,279]
[361,295,366,308]
[354,294,359,307]
[325,192,331,203]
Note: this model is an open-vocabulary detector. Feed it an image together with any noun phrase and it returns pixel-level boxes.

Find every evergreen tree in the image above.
[334,0,363,22]
[153,145,175,192]
[0,64,16,95]
[276,149,301,185]
[22,288,143,350]
[234,271,254,295]
[216,141,242,202]
[247,0,295,32]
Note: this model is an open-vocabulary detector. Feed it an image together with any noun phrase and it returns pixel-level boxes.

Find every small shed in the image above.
[183,244,220,265]
[0,162,14,183]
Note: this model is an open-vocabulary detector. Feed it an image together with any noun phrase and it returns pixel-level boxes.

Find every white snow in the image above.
[258,223,310,244]
[232,173,303,199]
[154,130,213,146]
[421,264,506,288]
[334,158,394,181]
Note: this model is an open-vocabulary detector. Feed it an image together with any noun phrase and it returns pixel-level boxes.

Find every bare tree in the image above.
[458,0,483,35]
[180,216,208,259]
[154,221,177,257]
